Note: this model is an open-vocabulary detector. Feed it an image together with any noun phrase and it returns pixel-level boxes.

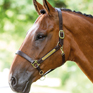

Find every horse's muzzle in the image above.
[8,73,32,93]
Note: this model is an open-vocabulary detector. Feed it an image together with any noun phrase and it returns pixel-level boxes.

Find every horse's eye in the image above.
[36,34,47,41]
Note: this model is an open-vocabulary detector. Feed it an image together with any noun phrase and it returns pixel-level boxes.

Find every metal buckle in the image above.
[32,60,40,68]
[59,30,65,39]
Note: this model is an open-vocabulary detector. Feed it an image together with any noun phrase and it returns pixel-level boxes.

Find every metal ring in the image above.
[39,70,44,76]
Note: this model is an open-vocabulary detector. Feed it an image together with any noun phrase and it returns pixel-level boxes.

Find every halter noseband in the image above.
[16,8,65,76]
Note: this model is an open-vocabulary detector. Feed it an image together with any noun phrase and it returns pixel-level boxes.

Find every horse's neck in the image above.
[79,15,93,24]
[67,11,93,24]
[63,11,93,82]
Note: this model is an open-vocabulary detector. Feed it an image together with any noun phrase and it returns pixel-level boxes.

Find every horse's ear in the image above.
[33,0,44,15]
[43,0,55,15]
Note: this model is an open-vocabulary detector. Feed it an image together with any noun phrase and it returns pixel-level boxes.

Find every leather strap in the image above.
[56,8,64,46]
[16,51,34,63]
[56,8,65,64]
[37,45,60,64]
[56,8,63,30]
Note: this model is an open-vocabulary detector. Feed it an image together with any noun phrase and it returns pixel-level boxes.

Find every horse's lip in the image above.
[22,81,31,93]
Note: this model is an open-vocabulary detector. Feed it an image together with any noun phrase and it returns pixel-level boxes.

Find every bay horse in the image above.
[9,0,93,93]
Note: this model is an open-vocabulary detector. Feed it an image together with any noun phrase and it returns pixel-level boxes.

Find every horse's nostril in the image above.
[11,77,17,87]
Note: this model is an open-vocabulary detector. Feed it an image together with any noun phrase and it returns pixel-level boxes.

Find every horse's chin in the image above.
[22,81,31,93]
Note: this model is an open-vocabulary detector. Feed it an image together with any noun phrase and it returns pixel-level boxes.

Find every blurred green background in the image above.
[0,0,93,93]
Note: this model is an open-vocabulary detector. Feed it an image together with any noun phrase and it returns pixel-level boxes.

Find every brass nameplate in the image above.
[42,49,56,61]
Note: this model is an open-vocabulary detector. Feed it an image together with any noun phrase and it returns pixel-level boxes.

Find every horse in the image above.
[8,0,93,93]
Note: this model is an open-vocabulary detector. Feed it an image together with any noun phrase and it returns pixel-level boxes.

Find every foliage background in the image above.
[0,0,93,93]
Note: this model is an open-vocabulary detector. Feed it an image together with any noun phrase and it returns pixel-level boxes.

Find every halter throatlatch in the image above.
[16,8,65,76]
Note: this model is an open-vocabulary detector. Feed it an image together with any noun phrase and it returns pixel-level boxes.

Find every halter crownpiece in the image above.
[16,8,65,76]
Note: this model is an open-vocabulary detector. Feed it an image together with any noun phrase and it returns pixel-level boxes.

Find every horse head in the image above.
[8,0,70,93]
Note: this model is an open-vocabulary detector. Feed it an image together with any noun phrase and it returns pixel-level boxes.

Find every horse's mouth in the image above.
[22,81,31,93]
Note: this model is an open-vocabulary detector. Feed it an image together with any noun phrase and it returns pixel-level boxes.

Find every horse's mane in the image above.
[40,8,93,18]
[61,8,93,18]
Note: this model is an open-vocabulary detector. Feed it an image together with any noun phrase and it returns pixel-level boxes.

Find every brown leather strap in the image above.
[56,8,63,30]
[56,8,65,64]
[56,8,64,46]
[16,45,60,67]
[16,51,34,63]
[37,45,60,64]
